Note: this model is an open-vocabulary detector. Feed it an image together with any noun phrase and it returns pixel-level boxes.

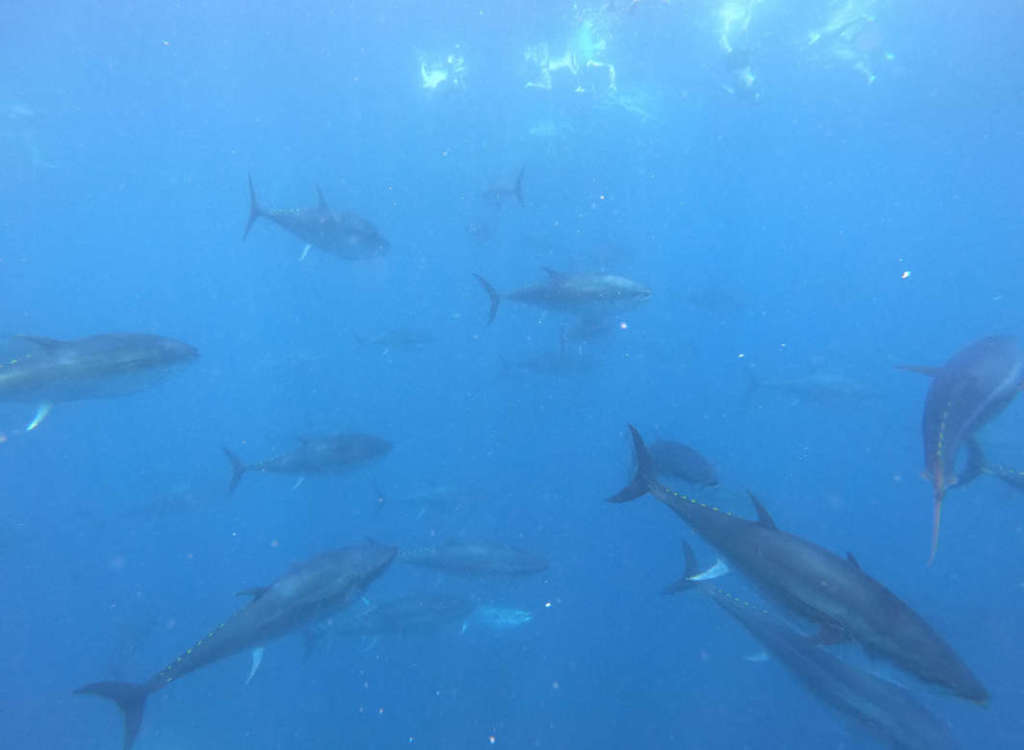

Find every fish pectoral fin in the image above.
[747,492,777,529]
[809,624,848,646]
[744,650,771,663]
[26,402,53,431]
[298,244,312,261]
[236,586,270,600]
[245,647,265,685]
[291,477,305,490]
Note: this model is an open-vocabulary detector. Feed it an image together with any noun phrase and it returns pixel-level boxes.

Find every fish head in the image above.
[347,539,399,582]
[605,275,652,303]
[352,434,393,461]
[153,337,200,365]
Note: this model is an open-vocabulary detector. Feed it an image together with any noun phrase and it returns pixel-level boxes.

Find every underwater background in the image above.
[2,1,1023,747]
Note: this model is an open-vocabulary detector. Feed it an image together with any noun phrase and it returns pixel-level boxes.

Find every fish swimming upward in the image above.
[243,175,389,260]
[75,540,397,750]
[900,335,1024,563]
[0,333,198,431]
[607,425,988,704]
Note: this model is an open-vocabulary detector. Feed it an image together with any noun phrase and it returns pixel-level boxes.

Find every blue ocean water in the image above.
[2,1,1023,747]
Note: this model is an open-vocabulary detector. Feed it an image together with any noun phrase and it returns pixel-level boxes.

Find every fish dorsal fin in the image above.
[315,186,330,212]
[846,552,861,570]
[542,267,566,282]
[14,335,66,350]
[895,364,942,377]
[748,492,777,529]
[236,586,270,601]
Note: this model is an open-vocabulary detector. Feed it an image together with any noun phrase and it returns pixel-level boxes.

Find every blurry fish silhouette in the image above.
[473,269,651,325]
[481,166,525,208]
[400,539,548,576]
[0,333,197,431]
[222,433,392,494]
[649,439,719,487]
[899,336,1024,563]
[244,175,389,260]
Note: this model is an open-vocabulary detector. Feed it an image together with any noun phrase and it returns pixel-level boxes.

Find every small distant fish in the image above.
[900,336,1024,562]
[354,328,435,352]
[481,166,525,208]
[499,348,594,379]
[744,366,876,404]
[649,439,719,487]
[0,333,198,431]
[400,540,549,576]
[463,605,533,632]
[222,433,392,494]
[374,483,486,519]
[473,269,651,325]
[320,594,476,638]
[244,175,389,260]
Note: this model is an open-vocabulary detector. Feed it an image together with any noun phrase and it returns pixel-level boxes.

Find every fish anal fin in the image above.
[542,266,565,281]
[245,647,265,685]
[26,402,53,431]
[236,586,270,600]
[747,492,777,529]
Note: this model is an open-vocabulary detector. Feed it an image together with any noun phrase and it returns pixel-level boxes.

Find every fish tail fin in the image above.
[243,174,263,240]
[222,447,247,494]
[606,424,656,503]
[513,166,525,206]
[74,681,149,750]
[927,493,944,566]
[663,540,702,594]
[473,273,501,325]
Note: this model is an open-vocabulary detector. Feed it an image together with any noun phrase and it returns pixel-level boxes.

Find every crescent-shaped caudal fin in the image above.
[606,425,655,504]
[222,447,247,494]
[243,174,263,240]
[927,494,943,566]
[74,681,149,750]
[473,274,501,325]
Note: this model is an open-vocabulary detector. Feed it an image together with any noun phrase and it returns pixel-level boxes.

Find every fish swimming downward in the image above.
[244,175,389,260]
[222,433,392,494]
[0,333,198,431]
[668,542,961,750]
[900,335,1024,562]
[607,425,988,703]
[473,269,651,325]
[75,540,397,750]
